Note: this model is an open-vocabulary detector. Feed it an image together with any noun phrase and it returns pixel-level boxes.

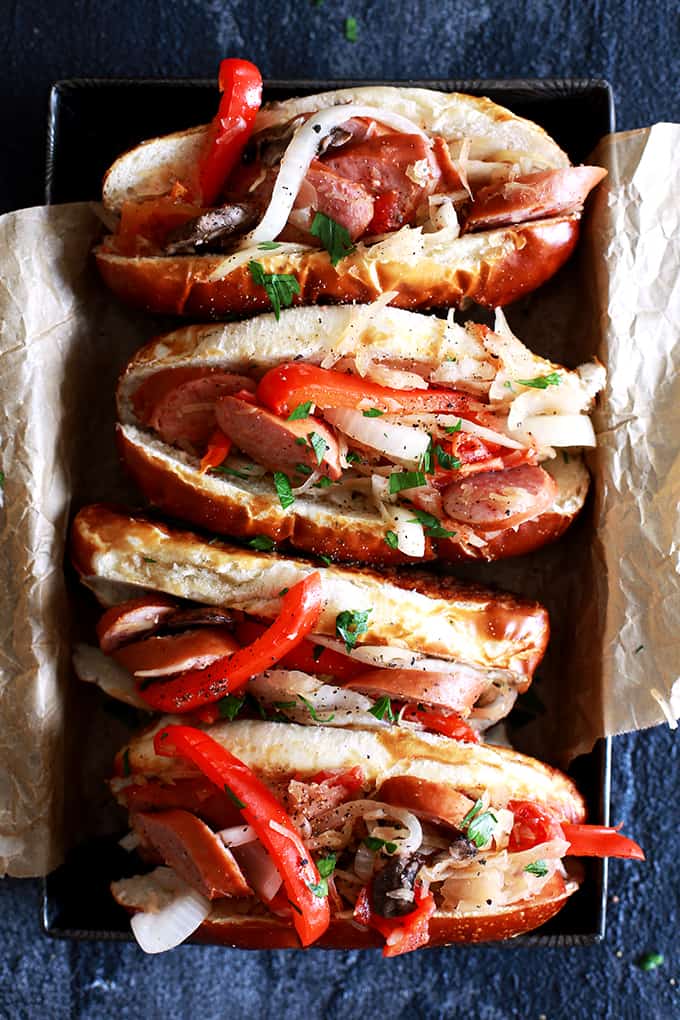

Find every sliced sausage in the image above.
[215,396,343,480]
[464,166,607,231]
[132,368,257,446]
[112,627,239,677]
[119,778,243,831]
[97,596,179,654]
[442,464,558,532]
[377,776,476,831]
[322,132,442,227]
[131,809,251,899]
[346,668,489,716]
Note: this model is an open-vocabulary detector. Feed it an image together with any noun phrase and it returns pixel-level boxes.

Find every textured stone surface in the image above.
[0,1,678,1017]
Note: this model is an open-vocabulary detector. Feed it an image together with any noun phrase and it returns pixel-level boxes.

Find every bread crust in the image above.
[112,873,573,948]
[95,216,579,318]
[70,504,550,678]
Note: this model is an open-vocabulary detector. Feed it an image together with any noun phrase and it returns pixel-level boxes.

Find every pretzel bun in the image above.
[70,504,549,682]
[95,86,585,316]
[111,718,584,947]
[115,306,592,564]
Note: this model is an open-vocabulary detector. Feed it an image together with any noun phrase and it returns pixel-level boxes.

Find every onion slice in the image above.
[241,105,430,245]
[519,414,596,449]
[325,408,430,467]
[217,824,258,847]
[130,886,211,954]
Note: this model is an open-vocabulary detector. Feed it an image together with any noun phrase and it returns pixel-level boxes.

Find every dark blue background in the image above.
[1,2,678,1017]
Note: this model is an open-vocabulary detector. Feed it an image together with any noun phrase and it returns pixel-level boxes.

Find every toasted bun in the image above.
[111,866,574,948]
[70,504,549,680]
[120,718,585,822]
[97,85,580,315]
[114,305,590,564]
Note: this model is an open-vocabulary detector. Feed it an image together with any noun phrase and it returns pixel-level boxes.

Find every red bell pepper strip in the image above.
[234,620,364,681]
[353,882,435,957]
[399,703,479,743]
[137,572,323,713]
[256,363,488,420]
[154,725,330,946]
[508,800,644,860]
[198,58,263,205]
[199,428,232,474]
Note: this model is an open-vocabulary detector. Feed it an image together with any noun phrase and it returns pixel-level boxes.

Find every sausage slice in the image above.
[113,627,239,677]
[378,776,476,831]
[464,166,607,231]
[97,596,178,654]
[131,809,251,899]
[346,668,489,716]
[442,464,558,532]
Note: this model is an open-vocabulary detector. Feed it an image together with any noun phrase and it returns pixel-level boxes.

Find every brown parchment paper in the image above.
[0,124,678,876]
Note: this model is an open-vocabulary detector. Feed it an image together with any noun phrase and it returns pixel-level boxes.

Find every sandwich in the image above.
[115,304,605,563]
[109,718,643,954]
[71,504,549,734]
[95,58,606,317]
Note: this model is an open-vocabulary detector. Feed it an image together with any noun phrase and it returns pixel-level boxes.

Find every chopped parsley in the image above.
[524,860,549,877]
[248,260,300,320]
[364,836,398,854]
[638,952,664,971]
[308,431,328,465]
[388,470,426,494]
[295,436,308,446]
[218,694,246,721]
[434,444,461,471]
[210,464,252,480]
[419,437,434,474]
[223,784,246,810]
[369,695,394,722]
[295,463,313,476]
[315,476,333,488]
[257,241,281,250]
[346,450,361,464]
[273,471,295,510]
[335,608,371,651]
[384,530,399,549]
[142,557,157,564]
[461,799,498,848]
[288,400,313,421]
[311,211,356,266]
[445,420,462,435]
[362,408,384,418]
[515,371,561,389]
[278,587,289,597]
[319,554,332,566]
[407,508,456,538]
[0,470,5,488]
[344,15,358,41]
[249,535,276,551]
[634,644,644,654]
[298,693,335,723]
[307,853,336,897]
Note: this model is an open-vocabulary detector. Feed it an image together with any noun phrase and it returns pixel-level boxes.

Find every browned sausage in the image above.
[346,668,489,716]
[442,464,558,532]
[215,396,343,480]
[112,627,239,677]
[131,809,251,899]
[464,166,607,231]
[97,596,178,653]
[377,776,476,830]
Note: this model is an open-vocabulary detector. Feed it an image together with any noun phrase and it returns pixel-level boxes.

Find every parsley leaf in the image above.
[363,836,398,854]
[311,211,356,266]
[445,420,462,435]
[362,408,384,418]
[210,464,252,480]
[273,471,295,509]
[369,695,394,722]
[319,554,332,566]
[315,476,333,488]
[434,444,461,471]
[407,508,456,539]
[346,450,361,464]
[336,608,371,651]
[142,557,157,564]
[258,241,281,250]
[389,470,426,494]
[218,694,246,721]
[298,693,335,723]
[249,535,276,551]
[638,952,664,971]
[288,400,313,421]
[308,431,328,465]
[344,15,358,41]
[307,853,336,897]
[295,463,313,476]
[461,799,497,848]
[248,261,300,320]
[515,371,561,389]
[524,859,549,877]
[419,437,434,474]
[384,530,399,549]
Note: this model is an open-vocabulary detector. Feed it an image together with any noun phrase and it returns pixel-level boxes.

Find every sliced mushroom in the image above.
[164,203,260,254]
[371,853,425,918]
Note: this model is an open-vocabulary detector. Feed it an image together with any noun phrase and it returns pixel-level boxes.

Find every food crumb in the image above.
[616,950,623,958]
[611,894,620,904]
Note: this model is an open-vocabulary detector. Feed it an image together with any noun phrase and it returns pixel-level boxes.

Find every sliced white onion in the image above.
[520,414,596,449]
[217,825,258,848]
[313,800,422,856]
[291,467,323,495]
[397,413,526,450]
[324,408,430,468]
[388,506,426,557]
[241,105,430,245]
[248,669,386,728]
[233,840,283,902]
[363,363,429,390]
[72,644,148,709]
[130,886,211,954]
[309,635,500,681]
[207,241,314,283]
